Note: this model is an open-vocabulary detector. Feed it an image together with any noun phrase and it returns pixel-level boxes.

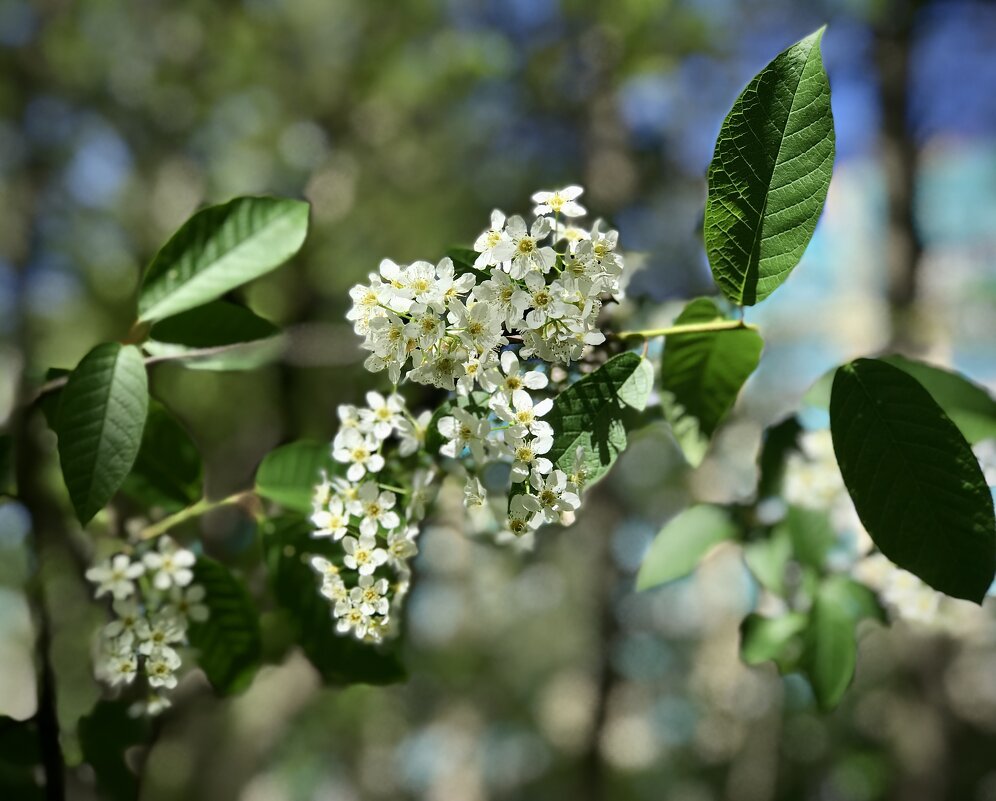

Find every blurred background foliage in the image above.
[2,0,996,799]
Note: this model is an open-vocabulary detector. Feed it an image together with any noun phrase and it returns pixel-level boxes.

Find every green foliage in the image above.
[187,557,262,695]
[78,701,150,801]
[546,352,653,486]
[659,298,763,465]
[121,401,202,512]
[704,27,835,305]
[782,505,837,570]
[262,516,405,685]
[636,504,736,590]
[55,343,149,525]
[255,440,338,513]
[145,300,284,371]
[830,358,996,603]
[801,576,882,710]
[137,196,310,323]
[743,526,793,597]
[755,415,802,499]
[740,612,806,670]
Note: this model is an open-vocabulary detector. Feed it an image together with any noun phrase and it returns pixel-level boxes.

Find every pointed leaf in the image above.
[255,440,337,513]
[740,612,807,669]
[704,27,835,305]
[121,401,202,512]
[830,358,996,603]
[637,505,736,590]
[546,353,654,486]
[137,196,309,322]
[56,344,149,524]
[660,298,763,466]
[187,557,261,695]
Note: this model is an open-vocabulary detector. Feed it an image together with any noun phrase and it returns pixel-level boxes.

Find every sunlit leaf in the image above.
[704,27,834,305]
[255,440,337,513]
[137,196,309,322]
[636,505,736,590]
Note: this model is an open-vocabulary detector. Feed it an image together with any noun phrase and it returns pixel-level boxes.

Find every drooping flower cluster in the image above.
[348,185,625,383]
[86,536,205,715]
[310,391,435,643]
[316,187,623,644]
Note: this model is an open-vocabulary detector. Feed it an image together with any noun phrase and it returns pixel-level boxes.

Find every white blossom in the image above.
[86,554,146,600]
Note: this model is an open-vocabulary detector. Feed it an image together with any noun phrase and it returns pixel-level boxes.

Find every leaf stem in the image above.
[613,319,757,340]
[136,491,253,541]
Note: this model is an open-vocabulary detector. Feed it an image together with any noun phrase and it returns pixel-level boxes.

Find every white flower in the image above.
[342,533,389,576]
[473,270,529,328]
[348,482,400,536]
[532,185,585,218]
[486,350,548,403]
[361,392,405,440]
[529,469,581,524]
[333,428,385,482]
[138,610,187,656]
[448,299,504,354]
[506,215,556,277]
[168,584,209,624]
[505,494,542,537]
[312,495,350,540]
[397,410,431,457]
[438,408,491,462]
[408,468,436,521]
[565,445,589,493]
[493,390,553,438]
[434,256,476,305]
[336,604,372,639]
[105,650,138,686]
[516,272,571,330]
[386,526,419,570]
[145,647,182,689]
[473,209,516,268]
[408,345,467,391]
[554,219,591,251]
[103,599,149,645]
[86,554,145,600]
[506,432,554,482]
[464,476,487,509]
[143,538,196,591]
[350,574,390,616]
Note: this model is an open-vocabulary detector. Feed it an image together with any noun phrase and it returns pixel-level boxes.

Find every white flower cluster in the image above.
[85,536,206,715]
[783,430,944,623]
[348,186,625,382]
[311,391,435,643]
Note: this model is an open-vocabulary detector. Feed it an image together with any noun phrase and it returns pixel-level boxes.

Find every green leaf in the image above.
[121,401,202,512]
[783,505,837,570]
[137,196,309,323]
[55,344,149,525]
[262,516,405,685]
[704,27,835,305]
[740,612,807,670]
[187,557,262,695]
[744,526,792,597]
[881,355,996,445]
[659,299,763,466]
[78,701,150,801]
[830,358,996,603]
[546,352,653,486]
[144,300,284,371]
[801,576,881,710]
[636,505,736,590]
[756,415,803,499]
[255,440,337,513]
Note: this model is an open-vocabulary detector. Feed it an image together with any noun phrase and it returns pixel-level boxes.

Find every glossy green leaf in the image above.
[546,352,653,486]
[636,505,736,590]
[78,701,150,801]
[137,196,309,322]
[121,401,202,512]
[659,298,763,466]
[55,344,149,525]
[145,300,284,371]
[801,576,881,710]
[255,440,337,513]
[262,516,405,685]
[830,358,996,603]
[740,612,807,670]
[704,27,835,305]
[187,557,262,695]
